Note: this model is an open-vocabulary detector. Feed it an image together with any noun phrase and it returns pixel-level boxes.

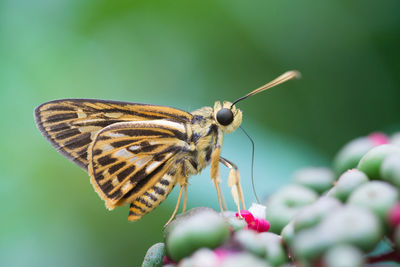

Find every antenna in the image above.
[231,70,301,107]
[240,126,260,204]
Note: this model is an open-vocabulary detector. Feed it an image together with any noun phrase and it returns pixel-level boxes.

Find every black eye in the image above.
[216,108,234,126]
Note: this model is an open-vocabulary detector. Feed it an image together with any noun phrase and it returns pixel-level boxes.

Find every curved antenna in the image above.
[239,126,260,204]
[231,70,301,107]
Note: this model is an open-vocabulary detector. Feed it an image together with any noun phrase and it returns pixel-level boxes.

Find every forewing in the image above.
[88,120,191,210]
[34,99,192,170]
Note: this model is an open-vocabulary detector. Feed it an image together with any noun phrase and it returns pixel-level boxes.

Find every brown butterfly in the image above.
[34,71,299,224]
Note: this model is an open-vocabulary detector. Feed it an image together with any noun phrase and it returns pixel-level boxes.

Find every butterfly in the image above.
[34,70,299,224]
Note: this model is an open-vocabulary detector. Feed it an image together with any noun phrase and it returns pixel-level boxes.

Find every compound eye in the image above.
[216,108,234,126]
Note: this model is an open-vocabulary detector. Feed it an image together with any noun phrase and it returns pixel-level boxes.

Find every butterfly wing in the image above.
[88,120,192,210]
[34,99,192,170]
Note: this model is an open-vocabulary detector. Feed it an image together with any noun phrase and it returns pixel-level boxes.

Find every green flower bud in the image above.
[281,222,295,246]
[234,230,266,258]
[320,206,383,252]
[357,144,400,179]
[258,232,287,266]
[293,197,342,232]
[333,137,375,174]
[333,169,369,202]
[391,132,400,146]
[292,227,332,260]
[380,153,400,188]
[293,206,383,259]
[179,248,218,267]
[322,245,364,267]
[220,252,271,267]
[347,181,399,227]
[265,185,318,234]
[292,167,335,194]
[222,211,247,232]
[141,243,165,267]
[165,208,230,262]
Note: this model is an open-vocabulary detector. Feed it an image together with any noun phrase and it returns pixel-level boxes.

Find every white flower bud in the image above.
[248,203,266,219]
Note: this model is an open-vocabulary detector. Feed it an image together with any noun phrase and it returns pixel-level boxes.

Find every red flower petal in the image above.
[255,218,270,233]
[236,210,255,224]
[247,220,258,231]
[236,209,270,232]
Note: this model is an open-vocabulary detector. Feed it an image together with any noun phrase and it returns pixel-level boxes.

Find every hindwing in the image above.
[34,99,192,170]
[88,120,192,210]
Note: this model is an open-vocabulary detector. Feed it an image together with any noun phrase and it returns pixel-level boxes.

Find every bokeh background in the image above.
[1,0,400,266]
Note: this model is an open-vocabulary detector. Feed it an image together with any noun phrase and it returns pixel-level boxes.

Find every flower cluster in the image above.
[142,131,400,266]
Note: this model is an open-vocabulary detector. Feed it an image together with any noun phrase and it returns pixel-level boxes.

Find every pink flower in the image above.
[162,255,175,265]
[236,210,254,224]
[388,203,400,227]
[368,132,389,146]
[236,210,270,233]
[213,248,232,261]
[248,217,270,232]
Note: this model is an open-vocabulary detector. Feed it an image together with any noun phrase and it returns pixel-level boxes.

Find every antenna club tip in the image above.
[288,70,302,79]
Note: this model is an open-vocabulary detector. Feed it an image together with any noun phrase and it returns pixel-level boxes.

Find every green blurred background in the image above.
[1,0,399,266]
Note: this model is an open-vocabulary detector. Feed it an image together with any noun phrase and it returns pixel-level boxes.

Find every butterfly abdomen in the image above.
[128,172,176,221]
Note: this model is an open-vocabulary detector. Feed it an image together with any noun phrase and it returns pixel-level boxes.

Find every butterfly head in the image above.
[213,101,242,134]
[213,71,300,134]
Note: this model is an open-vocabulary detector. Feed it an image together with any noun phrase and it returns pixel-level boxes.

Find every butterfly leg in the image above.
[164,185,185,227]
[218,182,227,211]
[182,183,188,213]
[214,179,227,211]
[219,157,246,216]
[210,147,227,212]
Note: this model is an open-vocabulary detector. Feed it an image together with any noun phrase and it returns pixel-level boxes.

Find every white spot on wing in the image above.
[121,182,132,193]
[114,148,132,158]
[102,144,113,152]
[129,145,140,151]
[129,156,139,163]
[79,125,102,133]
[104,112,123,118]
[77,109,87,118]
[129,120,185,133]
[107,132,126,138]
[153,120,185,132]
[146,161,162,173]
[136,156,151,168]
[149,140,159,145]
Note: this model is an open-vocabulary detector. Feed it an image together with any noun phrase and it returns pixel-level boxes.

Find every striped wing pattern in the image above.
[35,99,195,220]
[34,99,192,170]
[128,167,179,221]
[88,120,191,210]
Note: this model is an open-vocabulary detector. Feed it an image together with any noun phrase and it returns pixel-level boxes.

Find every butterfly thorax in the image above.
[187,106,223,175]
